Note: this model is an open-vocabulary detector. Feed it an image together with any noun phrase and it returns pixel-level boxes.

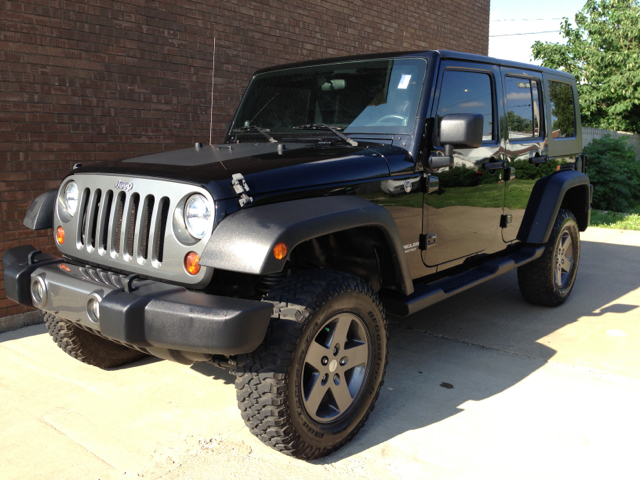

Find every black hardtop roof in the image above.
[254,49,575,80]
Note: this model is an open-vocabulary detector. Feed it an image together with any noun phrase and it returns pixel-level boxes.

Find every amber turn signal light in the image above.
[184,251,201,275]
[56,226,65,245]
[273,242,288,260]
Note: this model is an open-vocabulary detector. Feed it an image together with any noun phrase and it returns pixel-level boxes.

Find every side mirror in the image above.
[429,114,484,169]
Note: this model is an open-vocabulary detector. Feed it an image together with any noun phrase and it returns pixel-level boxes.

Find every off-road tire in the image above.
[44,313,147,368]
[233,270,388,460]
[517,208,580,307]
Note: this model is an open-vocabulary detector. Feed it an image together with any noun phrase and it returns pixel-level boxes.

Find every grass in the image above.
[590,205,640,231]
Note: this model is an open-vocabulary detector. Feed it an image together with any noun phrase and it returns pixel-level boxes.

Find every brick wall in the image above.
[0,0,490,318]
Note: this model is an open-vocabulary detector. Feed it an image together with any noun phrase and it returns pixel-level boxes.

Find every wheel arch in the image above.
[517,170,591,244]
[199,196,414,295]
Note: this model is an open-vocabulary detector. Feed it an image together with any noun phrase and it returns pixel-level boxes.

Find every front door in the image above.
[423,61,505,269]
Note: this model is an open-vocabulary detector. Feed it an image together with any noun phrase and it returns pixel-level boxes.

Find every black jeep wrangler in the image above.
[3,50,591,459]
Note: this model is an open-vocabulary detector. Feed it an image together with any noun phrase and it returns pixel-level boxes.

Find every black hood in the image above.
[72,142,410,200]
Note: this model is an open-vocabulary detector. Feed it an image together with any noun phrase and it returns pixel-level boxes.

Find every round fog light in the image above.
[86,294,102,323]
[30,276,48,308]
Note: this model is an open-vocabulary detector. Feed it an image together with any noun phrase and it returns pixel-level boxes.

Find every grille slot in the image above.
[140,195,154,260]
[154,198,170,263]
[88,189,101,249]
[113,192,125,254]
[99,190,113,253]
[77,188,90,247]
[125,193,140,257]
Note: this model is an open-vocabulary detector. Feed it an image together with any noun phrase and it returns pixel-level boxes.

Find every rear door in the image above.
[423,60,505,268]
[501,67,547,242]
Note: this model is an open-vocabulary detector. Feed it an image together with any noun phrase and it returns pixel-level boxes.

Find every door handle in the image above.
[483,160,506,170]
[530,155,548,165]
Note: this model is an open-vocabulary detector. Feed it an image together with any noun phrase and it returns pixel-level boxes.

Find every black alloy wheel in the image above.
[302,313,371,423]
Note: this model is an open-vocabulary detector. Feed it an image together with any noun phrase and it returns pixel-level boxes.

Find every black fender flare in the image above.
[23,189,56,230]
[199,196,414,295]
[517,170,591,244]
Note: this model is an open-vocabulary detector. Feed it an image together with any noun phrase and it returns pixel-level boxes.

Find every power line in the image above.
[490,30,560,37]
[491,17,563,22]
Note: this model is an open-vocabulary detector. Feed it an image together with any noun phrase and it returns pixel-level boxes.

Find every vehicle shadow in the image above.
[190,361,236,385]
[312,239,640,462]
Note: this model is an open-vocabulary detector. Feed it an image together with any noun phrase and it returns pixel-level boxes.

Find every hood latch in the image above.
[231,173,253,207]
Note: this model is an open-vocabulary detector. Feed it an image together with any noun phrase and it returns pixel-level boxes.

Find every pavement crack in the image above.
[40,417,118,471]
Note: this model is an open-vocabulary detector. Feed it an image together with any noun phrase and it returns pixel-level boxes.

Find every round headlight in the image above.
[64,181,79,216]
[184,194,212,239]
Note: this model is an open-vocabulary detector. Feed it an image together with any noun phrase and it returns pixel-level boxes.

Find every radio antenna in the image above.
[209,37,216,145]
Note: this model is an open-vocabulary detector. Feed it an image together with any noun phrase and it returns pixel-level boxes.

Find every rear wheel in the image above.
[44,313,147,368]
[233,270,388,460]
[517,208,580,307]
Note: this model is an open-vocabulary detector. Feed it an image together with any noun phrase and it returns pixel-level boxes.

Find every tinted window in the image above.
[549,81,576,138]
[505,76,542,140]
[437,70,494,141]
[231,58,427,136]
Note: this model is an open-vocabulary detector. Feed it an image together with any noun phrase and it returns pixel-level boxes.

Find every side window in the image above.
[505,76,542,140]
[437,70,494,141]
[549,81,576,138]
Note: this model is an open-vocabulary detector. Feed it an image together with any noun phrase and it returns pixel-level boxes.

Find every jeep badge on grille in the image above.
[114,180,134,192]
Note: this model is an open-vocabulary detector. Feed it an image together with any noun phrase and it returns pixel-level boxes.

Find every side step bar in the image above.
[383,246,545,317]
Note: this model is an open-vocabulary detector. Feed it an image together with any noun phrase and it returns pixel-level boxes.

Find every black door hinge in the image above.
[419,233,437,250]
[500,214,513,228]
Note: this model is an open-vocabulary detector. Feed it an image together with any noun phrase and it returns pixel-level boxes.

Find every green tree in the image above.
[532,0,640,133]
[549,81,575,137]
[506,110,534,134]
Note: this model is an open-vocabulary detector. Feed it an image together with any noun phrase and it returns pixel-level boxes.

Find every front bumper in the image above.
[3,245,273,362]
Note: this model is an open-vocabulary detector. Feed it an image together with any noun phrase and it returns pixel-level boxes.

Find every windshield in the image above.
[230,58,427,139]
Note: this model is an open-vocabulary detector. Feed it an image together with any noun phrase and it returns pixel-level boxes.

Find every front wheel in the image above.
[517,208,581,307]
[233,270,388,460]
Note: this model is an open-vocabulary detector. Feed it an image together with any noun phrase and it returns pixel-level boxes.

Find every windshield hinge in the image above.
[231,173,253,207]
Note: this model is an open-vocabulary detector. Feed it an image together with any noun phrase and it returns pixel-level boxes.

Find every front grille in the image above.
[77,188,168,265]
[56,174,215,287]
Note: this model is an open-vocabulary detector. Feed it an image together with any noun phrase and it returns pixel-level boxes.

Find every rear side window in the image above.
[437,70,494,141]
[549,81,576,138]
[505,76,542,140]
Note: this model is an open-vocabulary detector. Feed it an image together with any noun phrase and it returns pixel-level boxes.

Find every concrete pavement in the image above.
[1,227,639,479]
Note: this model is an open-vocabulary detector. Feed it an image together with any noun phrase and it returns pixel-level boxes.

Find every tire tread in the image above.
[44,313,147,368]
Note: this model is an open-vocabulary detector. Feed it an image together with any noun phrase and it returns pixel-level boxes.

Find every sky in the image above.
[489,0,587,64]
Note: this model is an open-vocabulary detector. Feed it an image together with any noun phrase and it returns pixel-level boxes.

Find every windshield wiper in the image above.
[232,125,277,143]
[292,123,358,147]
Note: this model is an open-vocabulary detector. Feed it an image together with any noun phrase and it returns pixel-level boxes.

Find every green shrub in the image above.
[584,135,640,212]
[512,158,560,180]
[438,166,479,188]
